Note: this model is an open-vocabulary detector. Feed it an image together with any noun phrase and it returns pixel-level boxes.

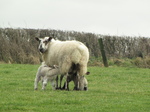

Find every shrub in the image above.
[133,57,150,68]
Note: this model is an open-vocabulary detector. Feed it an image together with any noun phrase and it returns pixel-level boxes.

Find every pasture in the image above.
[0,64,149,112]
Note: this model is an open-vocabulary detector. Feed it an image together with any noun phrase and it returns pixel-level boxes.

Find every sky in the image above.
[0,0,150,37]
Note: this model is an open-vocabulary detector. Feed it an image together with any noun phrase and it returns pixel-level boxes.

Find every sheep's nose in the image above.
[39,48,44,53]
[84,87,88,91]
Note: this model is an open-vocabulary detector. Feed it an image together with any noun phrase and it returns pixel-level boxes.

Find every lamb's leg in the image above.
[62,74,72,90]
[65,73,69,91]
[62,82,69,90]
[42,77,48,90]
[51,80,56,90]
[34,73,41,90]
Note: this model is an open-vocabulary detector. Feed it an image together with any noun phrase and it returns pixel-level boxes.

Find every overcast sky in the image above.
[0,0,150,37]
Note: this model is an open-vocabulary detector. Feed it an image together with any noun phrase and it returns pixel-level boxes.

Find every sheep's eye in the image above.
[43,40,48,45]
[38,40,41,44]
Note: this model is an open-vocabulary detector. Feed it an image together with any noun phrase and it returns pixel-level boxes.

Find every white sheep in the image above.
[35,37,89,90]
[34,62,60,90]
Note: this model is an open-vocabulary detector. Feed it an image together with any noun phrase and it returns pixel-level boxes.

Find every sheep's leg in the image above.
[78,75,84,91]
[76,77,80,90]
[55,76,59,89]
[73,73,79,90]
[73,72,80,90]
[59,75,64,89]
[61,82,66,90]
[34,73,41,90]
[42,77,48,90]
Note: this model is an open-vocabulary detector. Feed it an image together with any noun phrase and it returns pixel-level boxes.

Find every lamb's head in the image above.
[35,37,53,53]
[78,72,90,91]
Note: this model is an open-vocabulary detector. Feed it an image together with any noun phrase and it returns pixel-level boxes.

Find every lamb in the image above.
[34,62,89,91]
[35,37,89,90]
[60,63,90,90]
[62,72,90,91]
[34,62,60,90]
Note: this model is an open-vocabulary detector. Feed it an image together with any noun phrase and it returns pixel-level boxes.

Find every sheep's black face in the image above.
[35,37,52,53]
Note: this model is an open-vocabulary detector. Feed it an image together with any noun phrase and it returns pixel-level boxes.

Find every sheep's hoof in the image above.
[55,87,60,90]
[65,88,69,91]
[73,87,79,91]
[60,87,65,90]
[34,88,38,90]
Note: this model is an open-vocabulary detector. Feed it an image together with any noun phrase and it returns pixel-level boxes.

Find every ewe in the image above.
[34,62,59,90]
[35,37,89,90]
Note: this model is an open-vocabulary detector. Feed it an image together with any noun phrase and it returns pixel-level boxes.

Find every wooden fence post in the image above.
[98,38,109,67]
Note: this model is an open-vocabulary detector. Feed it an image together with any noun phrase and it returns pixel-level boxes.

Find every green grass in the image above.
[0,64,149,112]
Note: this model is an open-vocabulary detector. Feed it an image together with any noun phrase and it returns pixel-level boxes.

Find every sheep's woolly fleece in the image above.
[40,37,89,76]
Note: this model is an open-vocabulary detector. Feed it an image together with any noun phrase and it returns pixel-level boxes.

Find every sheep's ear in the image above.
[35,37,40,41]
[86,72,90,75]
[48,37,53,41]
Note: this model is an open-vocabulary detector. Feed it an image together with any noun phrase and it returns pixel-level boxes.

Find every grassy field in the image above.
[0,64,149,112]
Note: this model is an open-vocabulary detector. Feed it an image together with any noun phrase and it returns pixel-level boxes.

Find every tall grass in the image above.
[0,64,149,112]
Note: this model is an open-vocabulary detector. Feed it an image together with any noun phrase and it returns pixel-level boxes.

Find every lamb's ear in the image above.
[48,37,53,41]
[53,65,59,68]
[86,72,90,75]
[35,37,40,41]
